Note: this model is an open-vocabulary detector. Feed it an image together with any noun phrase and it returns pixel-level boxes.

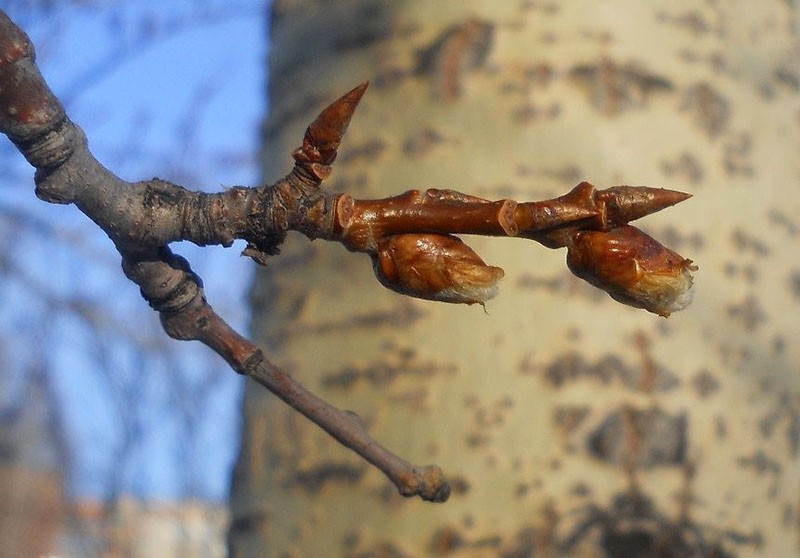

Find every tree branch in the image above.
[0,10,695,502]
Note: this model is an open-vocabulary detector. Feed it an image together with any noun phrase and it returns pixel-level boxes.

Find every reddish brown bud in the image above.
[373,234,504,305]
[293,82,369,174]
[566,226,697,317]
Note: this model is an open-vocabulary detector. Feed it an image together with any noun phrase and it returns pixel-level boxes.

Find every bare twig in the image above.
[0,10,695,501]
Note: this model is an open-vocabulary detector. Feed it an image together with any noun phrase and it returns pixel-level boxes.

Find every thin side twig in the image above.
[122,252,449,501]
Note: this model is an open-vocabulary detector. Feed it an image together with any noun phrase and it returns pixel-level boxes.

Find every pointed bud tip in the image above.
[651,187,692,207]
[295,83,370,170]
[345,81,370,103]
[309,82,369,144]
[602,186,693,227]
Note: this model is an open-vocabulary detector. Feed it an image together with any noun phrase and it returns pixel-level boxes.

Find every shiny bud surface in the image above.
[373,234,504,305]
[566,225,696,317]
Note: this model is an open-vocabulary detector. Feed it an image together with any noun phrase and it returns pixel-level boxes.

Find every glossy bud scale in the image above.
[566,225,696,317]
[373,234,504,305]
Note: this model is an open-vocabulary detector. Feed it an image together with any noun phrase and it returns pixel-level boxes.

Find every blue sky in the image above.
[0,1,268,502]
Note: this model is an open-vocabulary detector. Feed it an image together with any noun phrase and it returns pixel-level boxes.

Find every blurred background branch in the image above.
[0,1,266,556]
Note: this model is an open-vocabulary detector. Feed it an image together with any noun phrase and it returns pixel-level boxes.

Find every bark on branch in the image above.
[0,11,695,502]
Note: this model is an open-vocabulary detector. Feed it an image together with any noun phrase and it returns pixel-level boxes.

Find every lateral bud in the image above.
[373,234,504,305]
[566,225,697,317]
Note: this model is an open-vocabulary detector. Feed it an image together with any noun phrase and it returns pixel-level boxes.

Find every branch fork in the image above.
[0,10,696,502]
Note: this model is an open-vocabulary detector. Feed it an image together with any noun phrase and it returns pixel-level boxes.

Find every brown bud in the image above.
[373,234,504,305]
[566,226,697,317]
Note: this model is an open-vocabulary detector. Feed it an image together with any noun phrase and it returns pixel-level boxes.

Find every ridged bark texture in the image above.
[230,1,800,556]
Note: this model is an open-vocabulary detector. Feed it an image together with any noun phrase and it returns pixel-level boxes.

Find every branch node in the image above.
[121,249,203,315]
[334,194,355,229]
[27,119,86,204]
[23,116,76,174]
[498,199,518,236]
[240,348,265,376]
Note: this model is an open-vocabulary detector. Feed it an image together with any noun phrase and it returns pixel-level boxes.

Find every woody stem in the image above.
[331,182,690,253]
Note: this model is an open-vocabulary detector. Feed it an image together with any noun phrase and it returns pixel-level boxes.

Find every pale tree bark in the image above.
[230,1,800,557]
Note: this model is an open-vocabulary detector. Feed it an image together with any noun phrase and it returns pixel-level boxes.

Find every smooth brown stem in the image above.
[333,182,691,253]
[335,190,515,251]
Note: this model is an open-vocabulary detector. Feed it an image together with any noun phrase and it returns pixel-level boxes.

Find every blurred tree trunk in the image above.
[230,1,800,556]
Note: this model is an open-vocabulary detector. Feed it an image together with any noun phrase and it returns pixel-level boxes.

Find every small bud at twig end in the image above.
[292,83,369,179]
